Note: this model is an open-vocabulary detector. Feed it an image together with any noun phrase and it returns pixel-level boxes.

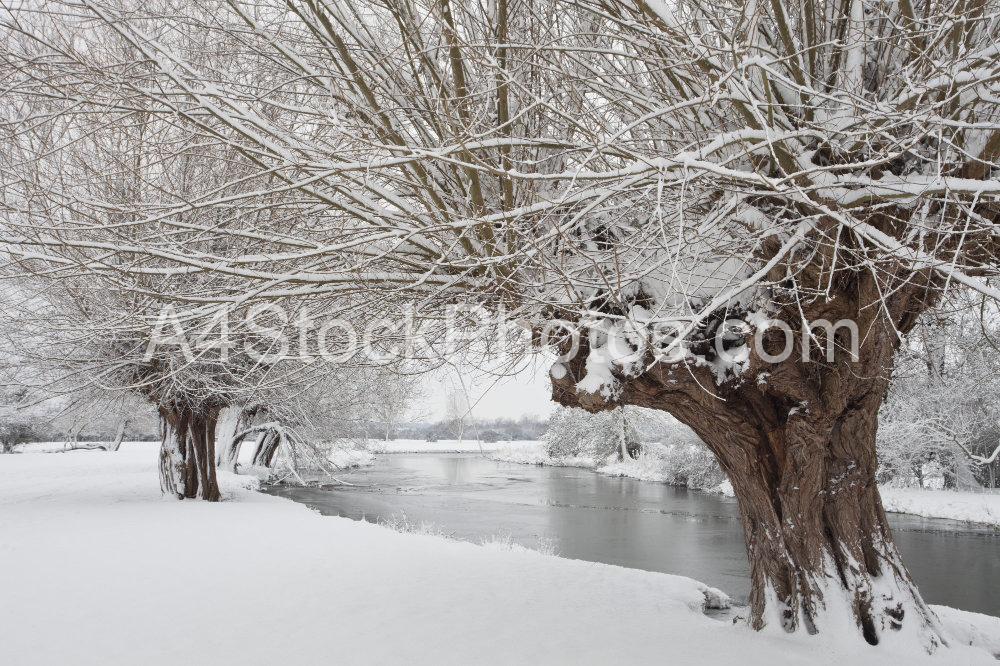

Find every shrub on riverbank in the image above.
[492,416,728,494]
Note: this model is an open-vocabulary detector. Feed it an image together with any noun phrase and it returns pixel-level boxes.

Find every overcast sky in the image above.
[420,357,555,422]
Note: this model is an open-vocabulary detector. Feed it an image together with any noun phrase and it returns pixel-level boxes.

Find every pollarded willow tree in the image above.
[1,0,590,493]
[537,0,1000,648]
[0,2,350,500]
[3,0,1000,650]
[0,265,330,500]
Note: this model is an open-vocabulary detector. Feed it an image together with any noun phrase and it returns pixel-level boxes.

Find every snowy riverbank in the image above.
[490,440,734,495]
[880,487,1000,528]
[2,442,998,665]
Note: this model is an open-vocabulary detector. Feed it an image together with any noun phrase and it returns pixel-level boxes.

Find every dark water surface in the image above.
[264,453,1000,615]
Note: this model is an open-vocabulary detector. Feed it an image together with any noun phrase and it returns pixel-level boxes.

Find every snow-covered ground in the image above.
[880,487,1000,528]
[2,443,997,665]
[15,440,140,453]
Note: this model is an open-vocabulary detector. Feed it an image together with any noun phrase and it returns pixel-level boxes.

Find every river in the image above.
[264,453,1000,616]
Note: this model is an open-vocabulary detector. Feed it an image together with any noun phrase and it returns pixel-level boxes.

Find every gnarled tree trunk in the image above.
[555,360,943,649]
[693,394,941,648]
[551,275,947,649]
[158,403,222,501]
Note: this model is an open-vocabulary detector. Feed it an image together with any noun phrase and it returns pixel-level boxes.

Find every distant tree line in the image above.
[394,416,549,443]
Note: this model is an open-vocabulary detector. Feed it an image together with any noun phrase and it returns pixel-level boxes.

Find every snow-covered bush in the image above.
[545,407,638,462]
[599,421,727,491]
[544,407,727,491]
[0,420,34,453]
[309,439,374,470]
[653,441,728,491]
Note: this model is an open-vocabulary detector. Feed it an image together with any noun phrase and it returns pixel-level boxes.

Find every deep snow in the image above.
[1,443,998,665]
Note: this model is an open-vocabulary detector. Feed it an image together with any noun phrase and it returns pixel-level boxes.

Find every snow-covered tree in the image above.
[218,368,411,477]
[535,3,1000,646]
[880,310,1000,489]
[45,390,155,450]
[367,374,425,441]
[443,389,471,442]
[0,388,46,453]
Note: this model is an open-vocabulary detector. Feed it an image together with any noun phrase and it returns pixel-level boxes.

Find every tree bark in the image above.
[158,403,222,501]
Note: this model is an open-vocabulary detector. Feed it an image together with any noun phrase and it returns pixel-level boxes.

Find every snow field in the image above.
[1,443,997,665]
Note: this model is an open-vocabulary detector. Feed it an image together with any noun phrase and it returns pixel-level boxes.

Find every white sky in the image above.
[420,357,555,422]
